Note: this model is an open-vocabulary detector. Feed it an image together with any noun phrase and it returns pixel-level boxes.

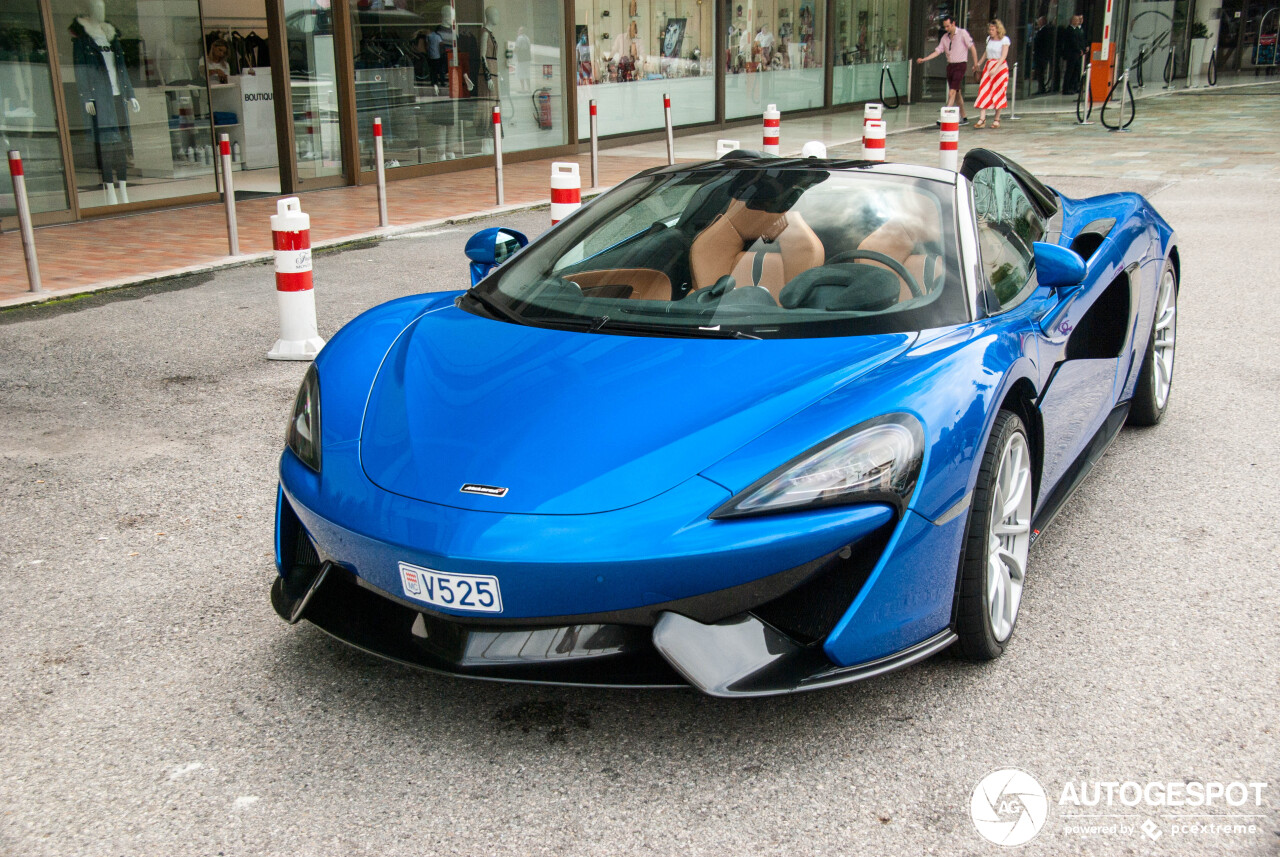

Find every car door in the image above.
[964,153,1125,496]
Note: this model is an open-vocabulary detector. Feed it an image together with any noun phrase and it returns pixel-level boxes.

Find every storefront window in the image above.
[351,0,567,171]
[833,0,908,105]
[574,0,714,138]
[54,0,220,208]
[285,0,342,180]
[724,0,824,119]
[1,0,71,217]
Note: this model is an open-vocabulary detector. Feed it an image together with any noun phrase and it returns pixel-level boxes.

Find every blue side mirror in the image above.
[465,227,529,286]
[1033,241,1087,290]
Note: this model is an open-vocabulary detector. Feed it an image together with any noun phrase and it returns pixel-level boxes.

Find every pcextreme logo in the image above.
[971,769,1049,846]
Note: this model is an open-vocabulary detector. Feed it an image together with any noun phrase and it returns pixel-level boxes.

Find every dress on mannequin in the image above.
[70,2,139,205]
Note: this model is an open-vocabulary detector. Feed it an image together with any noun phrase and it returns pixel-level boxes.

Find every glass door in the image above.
[0,0,72,221]
[283,0,343,182]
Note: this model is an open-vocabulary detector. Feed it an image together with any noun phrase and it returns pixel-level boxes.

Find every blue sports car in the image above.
[271,148,1178,697]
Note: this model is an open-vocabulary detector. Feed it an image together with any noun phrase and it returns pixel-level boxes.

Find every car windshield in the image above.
[462,165,967,339]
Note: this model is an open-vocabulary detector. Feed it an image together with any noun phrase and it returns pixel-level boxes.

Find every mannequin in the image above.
[479,6,499,145]
[426,6,457,158]
[70,0,139,205]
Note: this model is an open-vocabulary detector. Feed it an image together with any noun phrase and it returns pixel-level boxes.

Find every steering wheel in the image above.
[825,249,923,298]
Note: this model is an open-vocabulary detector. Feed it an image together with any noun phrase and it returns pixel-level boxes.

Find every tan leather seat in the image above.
[856,194,942,302]
[689,199,825,300]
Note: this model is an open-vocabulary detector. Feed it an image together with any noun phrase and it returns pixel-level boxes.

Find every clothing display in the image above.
[70,16,136,185]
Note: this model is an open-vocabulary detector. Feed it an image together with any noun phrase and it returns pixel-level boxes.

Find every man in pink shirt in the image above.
[916,16,977,124]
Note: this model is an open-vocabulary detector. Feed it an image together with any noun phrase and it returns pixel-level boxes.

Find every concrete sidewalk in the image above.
[1,80,1274,309]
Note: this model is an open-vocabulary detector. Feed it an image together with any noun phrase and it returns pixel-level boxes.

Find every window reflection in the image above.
[724,0,825,119]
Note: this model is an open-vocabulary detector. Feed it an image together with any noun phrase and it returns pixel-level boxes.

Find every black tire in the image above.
[955,410,1032,662]
[1127,260,1178,426]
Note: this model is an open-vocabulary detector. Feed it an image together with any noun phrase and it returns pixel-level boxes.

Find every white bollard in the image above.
[589,99,599,188]
[762,104,780,155]
[492,105,504,205]
[663,93,675,165]
[268,197,325,361]
[219,134,240,256]
[550,162,581,225]
[373,117,389,227]
[1008,63,1020,119]
[716,139,741,158]
[863,102,883,127]
[801,141,827,158]
[862,118,886,161]
[938,107,959,171]
[7,150,41,293]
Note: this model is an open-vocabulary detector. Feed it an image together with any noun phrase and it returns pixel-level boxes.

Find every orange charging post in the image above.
[1090,42,1116,103]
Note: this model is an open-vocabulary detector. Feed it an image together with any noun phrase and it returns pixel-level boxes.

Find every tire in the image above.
[1127,261,1178,426]
[955,411,1034,661]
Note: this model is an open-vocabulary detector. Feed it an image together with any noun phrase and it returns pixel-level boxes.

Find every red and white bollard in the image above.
[716,139,741,158]
[492,105,504,205]
[938,106,960,171]
[762,104,780,155]
[373,117,389,227]
[7,150,41,293]
[268,197,325,361]
[550,162,581,225]
[219,133,239,255]
[588,99,599,188]
[863,102,883,127]
[663,93,675,165]
[862,119,886,161]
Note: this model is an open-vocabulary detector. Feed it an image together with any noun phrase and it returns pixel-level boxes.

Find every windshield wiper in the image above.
[459,289,524,324]
[590,316,761,339]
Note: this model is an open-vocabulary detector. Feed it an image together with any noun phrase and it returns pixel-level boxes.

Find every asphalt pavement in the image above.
[1,136,1278,853]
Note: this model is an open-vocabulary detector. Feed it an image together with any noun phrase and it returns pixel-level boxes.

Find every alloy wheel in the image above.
[1152,269,1177,410]
[986,431,1032,643]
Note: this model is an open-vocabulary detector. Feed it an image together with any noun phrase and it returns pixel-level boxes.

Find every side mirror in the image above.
[465,227,529,286]
[1033,241,1087,290]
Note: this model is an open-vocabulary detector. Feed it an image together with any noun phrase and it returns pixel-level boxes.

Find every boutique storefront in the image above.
[4,0,1265,227]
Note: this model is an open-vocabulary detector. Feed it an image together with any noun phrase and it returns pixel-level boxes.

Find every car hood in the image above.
[360,306,916,515]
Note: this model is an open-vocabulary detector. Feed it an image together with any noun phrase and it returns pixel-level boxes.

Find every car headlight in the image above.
[710,414,924,519]
[286,365,321,472]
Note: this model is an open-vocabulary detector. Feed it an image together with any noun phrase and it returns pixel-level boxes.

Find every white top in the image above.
[985,36,1010,60]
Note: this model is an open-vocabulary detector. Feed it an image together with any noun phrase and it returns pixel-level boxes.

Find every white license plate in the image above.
[398,562,503,613]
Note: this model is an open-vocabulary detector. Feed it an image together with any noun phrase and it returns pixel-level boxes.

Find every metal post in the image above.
[373,117,389,227]
[663,93,675,165]
[6,150,41,293]
[492,104,504,206]
[219,134,240,256]
[1008,63,1020,119]
[588,99,599,189]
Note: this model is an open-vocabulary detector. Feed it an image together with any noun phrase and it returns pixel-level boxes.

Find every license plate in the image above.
[398,562,503,614]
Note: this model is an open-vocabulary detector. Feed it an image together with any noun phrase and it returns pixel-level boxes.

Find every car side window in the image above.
[971,166,1046,311]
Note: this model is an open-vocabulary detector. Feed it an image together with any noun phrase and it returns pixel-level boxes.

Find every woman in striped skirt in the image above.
[974,20,1011,128]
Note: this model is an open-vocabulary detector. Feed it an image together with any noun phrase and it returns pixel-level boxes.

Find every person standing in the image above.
[917,15,977,124]
[974,20,1011,128]
[1061,15,1088,94]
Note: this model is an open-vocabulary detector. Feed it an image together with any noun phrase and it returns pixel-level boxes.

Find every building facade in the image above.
[1,0,1272,228]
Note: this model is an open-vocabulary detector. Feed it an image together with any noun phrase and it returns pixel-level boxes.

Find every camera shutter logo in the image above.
[970,768,1049,846]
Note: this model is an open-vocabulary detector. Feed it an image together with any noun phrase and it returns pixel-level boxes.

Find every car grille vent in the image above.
[751,525,892,645]
[293,525,321,574]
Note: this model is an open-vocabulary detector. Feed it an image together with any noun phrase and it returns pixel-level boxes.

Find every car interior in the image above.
[550,169,951,316]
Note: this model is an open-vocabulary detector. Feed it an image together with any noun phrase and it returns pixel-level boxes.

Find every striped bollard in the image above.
[939,107,960,171]
[268,197,325,361]
[762,104,780,155]
[588,99,599,188]
[219,134,239,255]
[716,139,741,158]
[373,117,389,227]
[663,93,675,165]
[7,150,41,292]
[492,105,504,205]
[863,102,883,127]
[862,118,886,161]
[550,162,581,225]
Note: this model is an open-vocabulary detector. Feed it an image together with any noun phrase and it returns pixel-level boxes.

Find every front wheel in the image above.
[955,411,1034,661]
[1127,261,1178,425]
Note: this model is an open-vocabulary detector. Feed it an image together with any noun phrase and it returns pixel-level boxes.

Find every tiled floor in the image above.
[2,80,1275,305]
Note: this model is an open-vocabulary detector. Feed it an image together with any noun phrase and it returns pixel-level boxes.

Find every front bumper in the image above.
[274,441,966,695]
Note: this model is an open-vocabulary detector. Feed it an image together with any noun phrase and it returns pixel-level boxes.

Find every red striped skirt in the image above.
[976,59,1009,109]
